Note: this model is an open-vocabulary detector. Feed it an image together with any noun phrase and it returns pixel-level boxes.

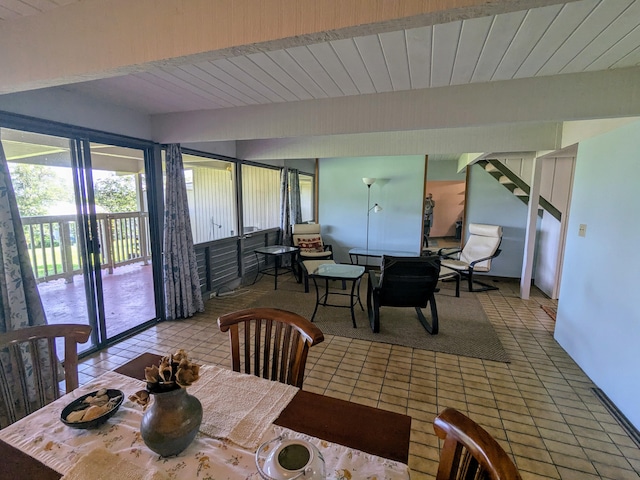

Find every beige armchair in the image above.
[439,223,502,292]
[292,224,334,292]
[292,223,333,260]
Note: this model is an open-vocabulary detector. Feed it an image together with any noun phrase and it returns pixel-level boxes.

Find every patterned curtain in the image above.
[163,144,204,320]
[0,137,53,424]
[279,167,291,246]
[290,169,302,225]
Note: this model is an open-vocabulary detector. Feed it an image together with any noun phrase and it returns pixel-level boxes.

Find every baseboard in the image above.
[592,388,640,449]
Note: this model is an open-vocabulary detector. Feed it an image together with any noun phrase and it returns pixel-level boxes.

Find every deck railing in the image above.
[22,212,150,283]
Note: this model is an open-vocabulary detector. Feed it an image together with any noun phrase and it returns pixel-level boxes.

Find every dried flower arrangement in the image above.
[129,349,201,408]
[144,349,201,392]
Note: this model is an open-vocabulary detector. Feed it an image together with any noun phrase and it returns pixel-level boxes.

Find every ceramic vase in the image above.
[140,387,203,457]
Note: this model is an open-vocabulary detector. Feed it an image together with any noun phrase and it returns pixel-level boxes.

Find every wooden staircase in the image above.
[477,159,561,221]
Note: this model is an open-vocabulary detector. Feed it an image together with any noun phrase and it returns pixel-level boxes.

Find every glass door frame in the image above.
[0,111,165,351]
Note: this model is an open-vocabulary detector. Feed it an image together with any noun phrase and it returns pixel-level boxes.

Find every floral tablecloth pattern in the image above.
[0,370,411,479]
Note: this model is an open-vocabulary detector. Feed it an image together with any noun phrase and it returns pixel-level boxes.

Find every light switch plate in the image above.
[578,224,587,237]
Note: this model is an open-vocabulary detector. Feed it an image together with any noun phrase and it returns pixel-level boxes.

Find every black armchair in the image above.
[367,255,440,335]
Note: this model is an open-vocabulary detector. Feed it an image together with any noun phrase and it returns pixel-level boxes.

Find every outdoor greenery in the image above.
[10,164,70,216]
[93,175,138,213]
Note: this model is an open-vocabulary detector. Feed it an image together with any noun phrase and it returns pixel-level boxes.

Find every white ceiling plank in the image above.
[586,25,640,70]
[221,57,284,102]
[561,1,640,73]
[307,42,359,96]
[286,45,343,98]
[451,17,493,85]
[379,30,411,91]
[492,4,563,81]
[179,64,259,106]
[431,21,462,87]
[0,5,19,19]
[406,25,432,90]
[246,52,314,101]
[104,75,209,114]
[472,10,528,83]
[215,58,287,103]
[538,0,632,75]
[226,56,301,102]
[514,0,599,78]
[610,45,640,69]
[157,68,243,108]
[330,38,376,95]
[25,0,59,10]
[196,61,273,104]
[145,69,234,109]
[265,50,329,99]
[354,35,393,93]
[0,0,38,15]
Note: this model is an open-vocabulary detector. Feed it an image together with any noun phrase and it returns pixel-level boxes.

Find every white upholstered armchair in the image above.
[439,223,502,292]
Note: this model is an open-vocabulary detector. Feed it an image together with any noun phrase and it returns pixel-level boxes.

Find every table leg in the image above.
[252,252,262,285]
[274,256,279,290]
[349,279,358,328]
[354,277,364,311]
[311,277,320,322]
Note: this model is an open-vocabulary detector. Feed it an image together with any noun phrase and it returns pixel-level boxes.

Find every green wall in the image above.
[318,156,425,263]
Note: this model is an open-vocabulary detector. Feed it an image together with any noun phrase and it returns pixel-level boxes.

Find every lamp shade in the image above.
[373,204,382,213]
[362,177,376,186]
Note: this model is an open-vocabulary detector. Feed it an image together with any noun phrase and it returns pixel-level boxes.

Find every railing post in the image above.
[102,215,115,274]
[60,220,75,283]
[139,213,150,265]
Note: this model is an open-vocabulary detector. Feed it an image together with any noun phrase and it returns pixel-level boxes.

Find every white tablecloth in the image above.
[0,368,411,479]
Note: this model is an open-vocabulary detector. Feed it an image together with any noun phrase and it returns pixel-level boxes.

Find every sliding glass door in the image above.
[1,127,159,350]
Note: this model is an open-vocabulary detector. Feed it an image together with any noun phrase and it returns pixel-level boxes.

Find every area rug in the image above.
[245,275,509,363]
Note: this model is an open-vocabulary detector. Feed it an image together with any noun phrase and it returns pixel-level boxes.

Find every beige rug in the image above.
[244,274,509,363]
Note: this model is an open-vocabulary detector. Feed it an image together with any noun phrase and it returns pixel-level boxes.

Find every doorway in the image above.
[424,179,466,250]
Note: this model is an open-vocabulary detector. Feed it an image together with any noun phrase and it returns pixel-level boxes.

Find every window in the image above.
[298,173,314,222]
[180,154,238,243]
[241,164,280,233]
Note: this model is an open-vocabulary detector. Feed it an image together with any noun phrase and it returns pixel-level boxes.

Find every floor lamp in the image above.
[362,177,382,253]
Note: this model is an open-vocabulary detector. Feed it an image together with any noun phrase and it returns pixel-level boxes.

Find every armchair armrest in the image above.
[438,247,462,259]
[468,249,502,270]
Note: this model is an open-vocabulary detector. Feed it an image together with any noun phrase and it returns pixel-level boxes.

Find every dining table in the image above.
[0,352,412,480]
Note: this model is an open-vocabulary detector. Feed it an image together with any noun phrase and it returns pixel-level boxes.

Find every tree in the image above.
[93,175,138,213]
[10,164,69,216]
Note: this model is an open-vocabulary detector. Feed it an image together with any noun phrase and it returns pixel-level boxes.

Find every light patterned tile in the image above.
[78,279,640,480]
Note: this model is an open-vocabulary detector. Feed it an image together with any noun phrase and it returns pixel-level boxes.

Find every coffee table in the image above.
[307,263,366,327]
[253,245,299,289]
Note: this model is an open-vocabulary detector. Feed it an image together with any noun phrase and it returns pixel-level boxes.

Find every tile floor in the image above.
[78,277,640,479]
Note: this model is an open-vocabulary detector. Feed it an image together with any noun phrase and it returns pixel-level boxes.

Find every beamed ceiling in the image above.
[0,0,639,160]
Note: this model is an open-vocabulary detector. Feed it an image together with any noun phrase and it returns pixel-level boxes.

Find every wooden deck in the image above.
[37,262,156,342]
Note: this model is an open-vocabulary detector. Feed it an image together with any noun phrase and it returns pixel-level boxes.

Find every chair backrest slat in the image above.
[0,324,91,429]
[218,308,324,388]
[434,408,522,480]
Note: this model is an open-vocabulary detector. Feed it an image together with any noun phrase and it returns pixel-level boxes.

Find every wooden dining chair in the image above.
[217,308,324,388]
[434,408,523,480]
[0,323,92,428]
